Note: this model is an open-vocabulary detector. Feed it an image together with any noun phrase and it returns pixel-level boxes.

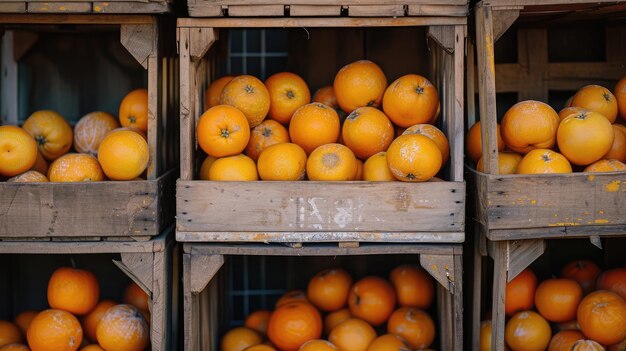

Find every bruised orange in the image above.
[584,159,626,173]
[402,124,449,165]
[466,121,505,162]
[386,134,442,182]
[334,60,387,113]
[206,76,235,109]
[245,120,290,161]
[571,84,618,123]
[312,86,338,110]
[267,302,322,351]
[119,89,149,132]
[266,72,311,124]
[220,75,270,128]
[22,110,73,161]
[7,171,48,183]
[197,105,251,158]
[516,149,573,174]
[208,154,258,181]
[501,101,560,154]
[505,311,551,351]
[383,74,439,127]
[557,110,614,166]
[27,309,82,351]
[387,308,435,349]
[363,152,395,181]
[96,304,149,351]
[477,152,523,175]
[577,291,626,346]
[348,276,396,326]
[289,103,340,155]
[306,144,357,181]
[342,107,394,159]
[73,112,120,156]
[257,143,307,181]
[307,269,352,312]
[548,329,584,351]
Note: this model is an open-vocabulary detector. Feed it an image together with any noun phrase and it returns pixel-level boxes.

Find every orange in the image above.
[501,100,560,154]
[603,125,626,163]
[276,290,308,309]
[353,159,363,181]
[221,327,262,351]
[79,346,105,351]
[298,340,337,351]
[47,267,99,315]
[341,107,394,159]
[480,320,511,351]
[14,311,38,335]
[578,291,626,346]
[505,268,537,317]
[584,159,626,173]
[0,126,38,177]
[245,120,290,161]
[334,60,387,113]
[571,340,606,351]
[597,268,626,299]
[366,334,410,351]
[199,155,217,180]
[548,330,585,351]
[312,86,338,110]
[387,308,434,349]
[267,302,322,351]
[466,121,505,162]
[516,149,573,174]
[608,338,626,351]
[386,134,442,182]
[244,310,271,335]
[220,75,270,128]
[348,276,396,326]
[362,152,395,181]
[98,130,149,181]
[505,311,551,351]
[402,124,449,166]
[48,154,105,182]
[82,300,116,342]
[73,112,120,156]
[30,151,48,175]
[197,105,251,158]
[572,84,618,123]
[266,72,311,124]
[289,103,340,155]
[559,106,588,121]
[7,171,48,183]
[22,110,73,160]
[245,345,277,351]
[257,143,307,181]
[389,265,434,309]
[119,89,149,132]
[0,344,29,351]
[383,74,439,127]
[616,76,626,121]
[206,76,235,109]
[535,278,583,322]
[555,320,581,332]
[27,309,82,351]
[0,322,22,348]
[477,152,523,175]
[208,154,258,181]
[96,304,149,351]
[123,282,149,312]
[557,110,614,165]
[323,309,351,336]
[560,260,602,294]
[306,144,357,181]
[307,268,352,312]
[328,318,376,351]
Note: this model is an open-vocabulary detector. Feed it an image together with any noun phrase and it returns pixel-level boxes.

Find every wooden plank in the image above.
[451,25,464,181]
[178,28,195,181]
[186,243,460,256]
[346,5,405,17]
[407,4,467,16]
[27,2,91,12]
[0,14,155,24]
[487,225,626,241]
[93,1,171,13]
[189,0,467,4]
[517,28,548,101]
[466,40,476,127]
[490,240,507,351]
[0,170,175,239]
[177,16,467,28]
[177,231,465,243]
[0,3,26,12]
[475,2,499,175]
[420,254,456,292]
[471,230,483,351]
[1,31,18,125]
[177,181,464,233]
[452,252,463,350]
[289,5,341,16]
[227,4,284,16]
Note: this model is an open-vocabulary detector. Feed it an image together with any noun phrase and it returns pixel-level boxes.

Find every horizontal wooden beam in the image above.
[185,243,462,256]
[178,16,466,28]
[0,14,155,25]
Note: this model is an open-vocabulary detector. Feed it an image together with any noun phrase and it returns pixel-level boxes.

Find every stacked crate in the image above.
[177,2,468,350]
[468,1,626,349]
[0,4,179,350]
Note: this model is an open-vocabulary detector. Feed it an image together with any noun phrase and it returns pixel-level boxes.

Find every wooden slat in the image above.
[28,2,92,12]
[0,169,175,239]
[177,16,467,28]
[177,181,464,233]
[177,231,465,243]
[346,5,405,17]
[186,243,461,256]
[289,5,341,16]
[192,0,466,5]
[227,4,284,16]
[407,4,467,16]
[0,14,155,24]
[0,1,171,14]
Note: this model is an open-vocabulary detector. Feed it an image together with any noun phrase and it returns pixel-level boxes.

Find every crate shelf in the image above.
[0,0,174,14]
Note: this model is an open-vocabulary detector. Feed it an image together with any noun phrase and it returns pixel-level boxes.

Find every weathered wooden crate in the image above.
[0,228,179,351]
[183,243,463,351]
[0,15,178,240]
[0,0,174,14]
[468,2,626,350]
[186,0,468,18]
[176,17,466,244]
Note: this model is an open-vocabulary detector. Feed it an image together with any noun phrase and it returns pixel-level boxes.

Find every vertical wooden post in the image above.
[452,24,465,182]
[491,241,507,351]
[466,40,476,128]
[453,251,464,350]
[475,3,499,175]
[179,27,195,181]
[1,31,18,125]
[183,252,199,351]
[471,228,483,351]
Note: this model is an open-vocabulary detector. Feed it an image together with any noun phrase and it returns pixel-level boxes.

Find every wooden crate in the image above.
[176,17,466,244]
[186,0,468,18]
[468,2,626,350]
[0,0,174,14]
[183,243,463,351]
[0,228,179,351]
[0,15,178,240]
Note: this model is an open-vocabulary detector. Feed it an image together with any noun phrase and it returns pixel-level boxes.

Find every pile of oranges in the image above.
[0,89,150,183]
[198,60,448,182]
[480,261,626,351]
[220,264,438,351]
[468,75,626,174]
[0,267,151,351]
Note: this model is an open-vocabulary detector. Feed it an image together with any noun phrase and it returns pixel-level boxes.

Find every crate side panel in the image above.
[177,181,464,232]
